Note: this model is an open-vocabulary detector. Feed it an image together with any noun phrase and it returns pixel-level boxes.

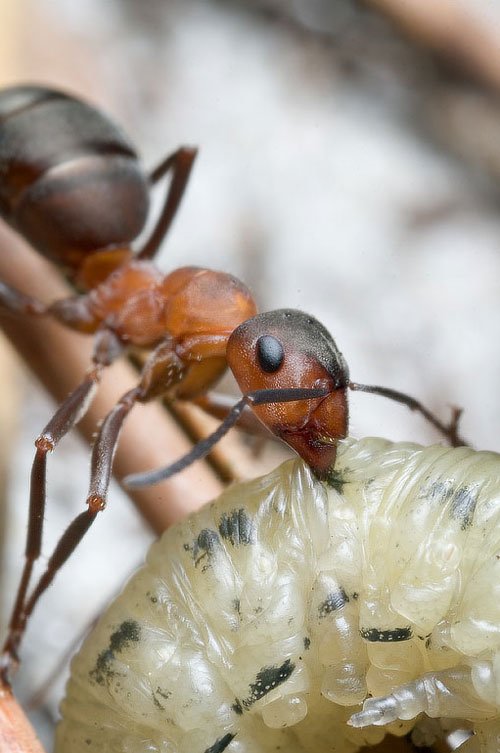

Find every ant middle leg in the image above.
[87,338,187,511]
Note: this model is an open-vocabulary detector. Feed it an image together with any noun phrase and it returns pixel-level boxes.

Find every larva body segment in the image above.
[56,438,500,752]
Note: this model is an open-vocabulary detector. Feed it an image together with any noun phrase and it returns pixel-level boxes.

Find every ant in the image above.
[0,84,466,685]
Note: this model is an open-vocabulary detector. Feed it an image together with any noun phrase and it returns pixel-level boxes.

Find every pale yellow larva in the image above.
[56,437,500,753]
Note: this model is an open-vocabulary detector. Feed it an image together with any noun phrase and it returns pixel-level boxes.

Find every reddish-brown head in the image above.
[227,309,349,477]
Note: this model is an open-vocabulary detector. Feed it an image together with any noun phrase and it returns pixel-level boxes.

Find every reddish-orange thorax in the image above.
[87,260,166,346]
[84,263,256,351]
[59,263,256,399]
[160,266,258,351]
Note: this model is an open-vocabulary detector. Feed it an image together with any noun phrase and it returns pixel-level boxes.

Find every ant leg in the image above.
[87,338,187,509]
[0,329,122,681]
[349,382,467,447]
[126,397,250,487]
[193,393,275,439]
[7,341,186,656]
[0,281,47,316]
[125,385,332,488]
[0,273,103,340]
[2,386,140,672]
[86,386,143,514]
[1,280,100,333]
[137,146,198,260]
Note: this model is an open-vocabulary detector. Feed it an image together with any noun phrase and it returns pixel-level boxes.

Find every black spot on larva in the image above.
[203,733,236,753]
[321,467,345,493]
[241,659,295,708]
[450,486,478,530]
[156,687,172,700]
[426,481,478,529]
[318,588,349,617]
[152,685,172,710]
[89,619,140,686]
[232,700,243,715]
[219,508,255,546]
[303,636,311,650]
[360,626,412,643]
[152,694,164,711]
[197,528,221,553]
[191,528,221,569]
[109,620,140,650]
[427,481,453,504]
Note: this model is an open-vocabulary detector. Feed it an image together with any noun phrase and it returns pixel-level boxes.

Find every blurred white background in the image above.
[2,0,500,749]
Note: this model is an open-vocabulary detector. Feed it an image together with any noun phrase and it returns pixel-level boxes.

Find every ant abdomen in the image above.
[0,85,149,267]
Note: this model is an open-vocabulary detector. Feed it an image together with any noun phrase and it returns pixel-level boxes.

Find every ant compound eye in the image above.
[256,335,285,373]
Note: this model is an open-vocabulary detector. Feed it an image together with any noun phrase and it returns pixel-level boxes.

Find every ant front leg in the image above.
[0,329,123,682]
[138,146,198,260]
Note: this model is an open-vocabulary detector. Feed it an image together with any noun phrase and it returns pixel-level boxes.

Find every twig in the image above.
[364,0,500,93]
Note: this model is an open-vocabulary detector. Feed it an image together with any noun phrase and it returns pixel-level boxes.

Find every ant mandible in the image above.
[0,84,466,683]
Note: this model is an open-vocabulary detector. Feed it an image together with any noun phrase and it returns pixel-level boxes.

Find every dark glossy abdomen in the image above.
[0,85,149,268]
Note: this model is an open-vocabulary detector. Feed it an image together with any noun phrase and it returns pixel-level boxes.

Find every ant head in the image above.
[227,309,350,477]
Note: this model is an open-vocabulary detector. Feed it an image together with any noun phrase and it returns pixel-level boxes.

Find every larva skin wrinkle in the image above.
[57,438,500,752]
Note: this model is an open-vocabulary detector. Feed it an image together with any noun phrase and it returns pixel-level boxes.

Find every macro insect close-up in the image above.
[2,2,500,753]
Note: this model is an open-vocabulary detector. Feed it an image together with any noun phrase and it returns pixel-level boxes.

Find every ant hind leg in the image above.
[137,147,198,261]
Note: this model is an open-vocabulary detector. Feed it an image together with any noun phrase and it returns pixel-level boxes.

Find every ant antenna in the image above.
[349,382,466,448]
[124,385,330,487]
